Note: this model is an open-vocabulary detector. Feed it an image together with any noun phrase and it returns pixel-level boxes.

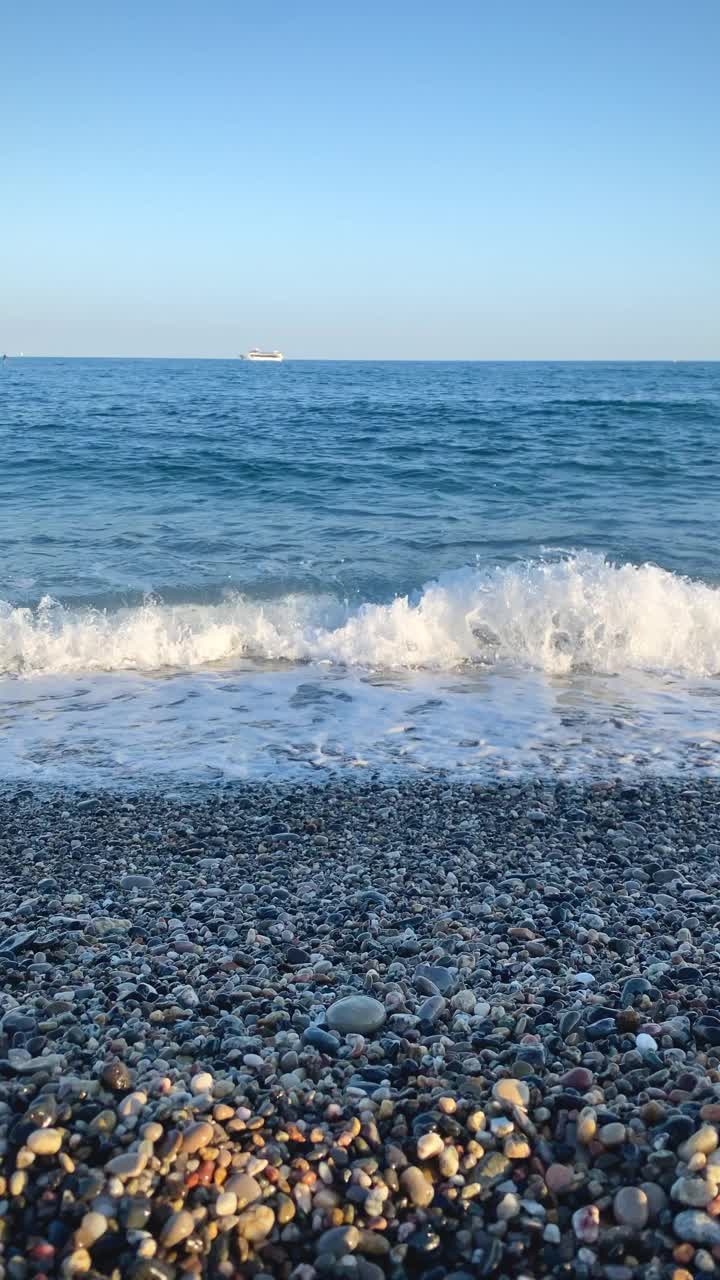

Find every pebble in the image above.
[678,1126,719,1161]
[105,1150,147,1177]
[316,1226,360,1257]
[119,875,154,890]
[327,995,387,1035]
[401,1166,434,1208]
[438,1145,460,1177]
[560,1066,593,1090]
[236,1204,275,1242]
[75,1212,108,1247]
[180,1120,213,1153]
[672,1177,716,1207]
[492,1078,530,1109]
[599,1122,626,1147]
[614,1187,649,1229]
[673,1210,720,1245]
[416,1131,444,1160]
[3,779,720,1275]
[101,1061,132,1091]
[573,1205,600,1243]
[546,1164,574,1194]
[160,1210,195,1248]
[225,1172,262,1207]
[214,1190,237,1217]
[504,1133,531,1159]
[27,1127,62,1155]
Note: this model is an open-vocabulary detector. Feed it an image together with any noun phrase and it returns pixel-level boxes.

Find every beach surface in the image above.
[3,778,720,1277]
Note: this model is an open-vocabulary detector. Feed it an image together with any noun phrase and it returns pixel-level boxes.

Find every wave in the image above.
[2,553,720,678]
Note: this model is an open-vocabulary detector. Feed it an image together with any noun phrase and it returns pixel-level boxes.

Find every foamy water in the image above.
[4,555,720,678]
[1,555,720,785]
[2,358,720,786]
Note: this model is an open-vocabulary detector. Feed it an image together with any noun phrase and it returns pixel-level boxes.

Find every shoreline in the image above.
[3,776,720,1276]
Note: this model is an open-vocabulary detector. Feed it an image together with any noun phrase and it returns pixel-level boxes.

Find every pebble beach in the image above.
[3,779,720,1279]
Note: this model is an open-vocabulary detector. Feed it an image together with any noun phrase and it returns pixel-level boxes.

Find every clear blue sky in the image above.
[2,0,718,358]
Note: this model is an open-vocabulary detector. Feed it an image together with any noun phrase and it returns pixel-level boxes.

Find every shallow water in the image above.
[1,358,719,784]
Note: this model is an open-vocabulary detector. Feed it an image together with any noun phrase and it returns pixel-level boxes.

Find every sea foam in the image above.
[2,553,720,678]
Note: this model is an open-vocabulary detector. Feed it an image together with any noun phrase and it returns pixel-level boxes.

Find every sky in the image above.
[1,0,718,359]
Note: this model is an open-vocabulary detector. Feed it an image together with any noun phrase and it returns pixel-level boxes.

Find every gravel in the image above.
[3,777,720,1277]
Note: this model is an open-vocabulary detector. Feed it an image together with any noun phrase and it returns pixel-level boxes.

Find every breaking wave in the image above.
[2,553,720,678]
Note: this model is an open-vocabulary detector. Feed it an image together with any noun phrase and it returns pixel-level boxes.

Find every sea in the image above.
[2,358,720,788]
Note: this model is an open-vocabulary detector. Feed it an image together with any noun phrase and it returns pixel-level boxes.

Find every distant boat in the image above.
[239,349,284,362]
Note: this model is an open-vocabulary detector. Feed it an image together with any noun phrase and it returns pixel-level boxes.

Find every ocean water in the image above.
[2,357,720,786]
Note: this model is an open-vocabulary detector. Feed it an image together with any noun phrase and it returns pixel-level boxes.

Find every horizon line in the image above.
[3,355,718,364]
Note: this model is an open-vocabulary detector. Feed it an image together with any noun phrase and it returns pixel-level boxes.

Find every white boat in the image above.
[240,349,284,362]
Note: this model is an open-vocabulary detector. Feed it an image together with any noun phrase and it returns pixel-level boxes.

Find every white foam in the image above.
[3,554,720,679]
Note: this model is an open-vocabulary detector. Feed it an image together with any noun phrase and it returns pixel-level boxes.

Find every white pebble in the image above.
[215,1191,237,1217]
[417,1131,444,1160]
[191,1071,213,1094]
[636,1032,658,1055]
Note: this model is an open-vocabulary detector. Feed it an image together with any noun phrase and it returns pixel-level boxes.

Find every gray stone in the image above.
[160,1210,195,1248]
[672,1177,715,1208]
[673,1210,720,1245]
[302,1026,340,1055]
[327,996,386,1035]
[417,995,446,1023]
[400,1166,434,1207]
[119,875,154,891]
[414,964,456,994]
[614,1186,649,1229]
[316,1226,360,1258]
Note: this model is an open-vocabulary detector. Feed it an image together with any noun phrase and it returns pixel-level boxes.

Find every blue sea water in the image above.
[1,358,720,785]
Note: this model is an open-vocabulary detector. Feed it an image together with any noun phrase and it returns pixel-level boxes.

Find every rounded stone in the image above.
[160,1209,195,1248]
[236,1205,275,1242]
[560,1067,593,1091]
[316,1226,360,1258]
[64,1248,92,1274]
[678,1127,719,1162]
[577,1106,598,1144]
[673,1210,720,1245]
[180,1121,214,1154]
[599,1122,626,1147]
[75,1212,108,1248]
[438,1145,460,1177]
[27,1128,62,1155]
[641,1182,668,1220]
[105,1150,147,1177]
[120,875,154,890]
[636,1032,658,1055]
[401,1165,434,1208]
[572,1205,600,1243]
[414,963,455,994]
[224,1172,262,1208]
[492,1078,530,1110]
[215,1191,237,1217]
[546,1163,574,1194]
[417,1132,444,1160]
[302,1026,340,1055]
[102,1061,132,1092]
[672,1177,715,1208]
[504,1133,531,1159]
[326,996,386,1035]
[614,1186,649,1229]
